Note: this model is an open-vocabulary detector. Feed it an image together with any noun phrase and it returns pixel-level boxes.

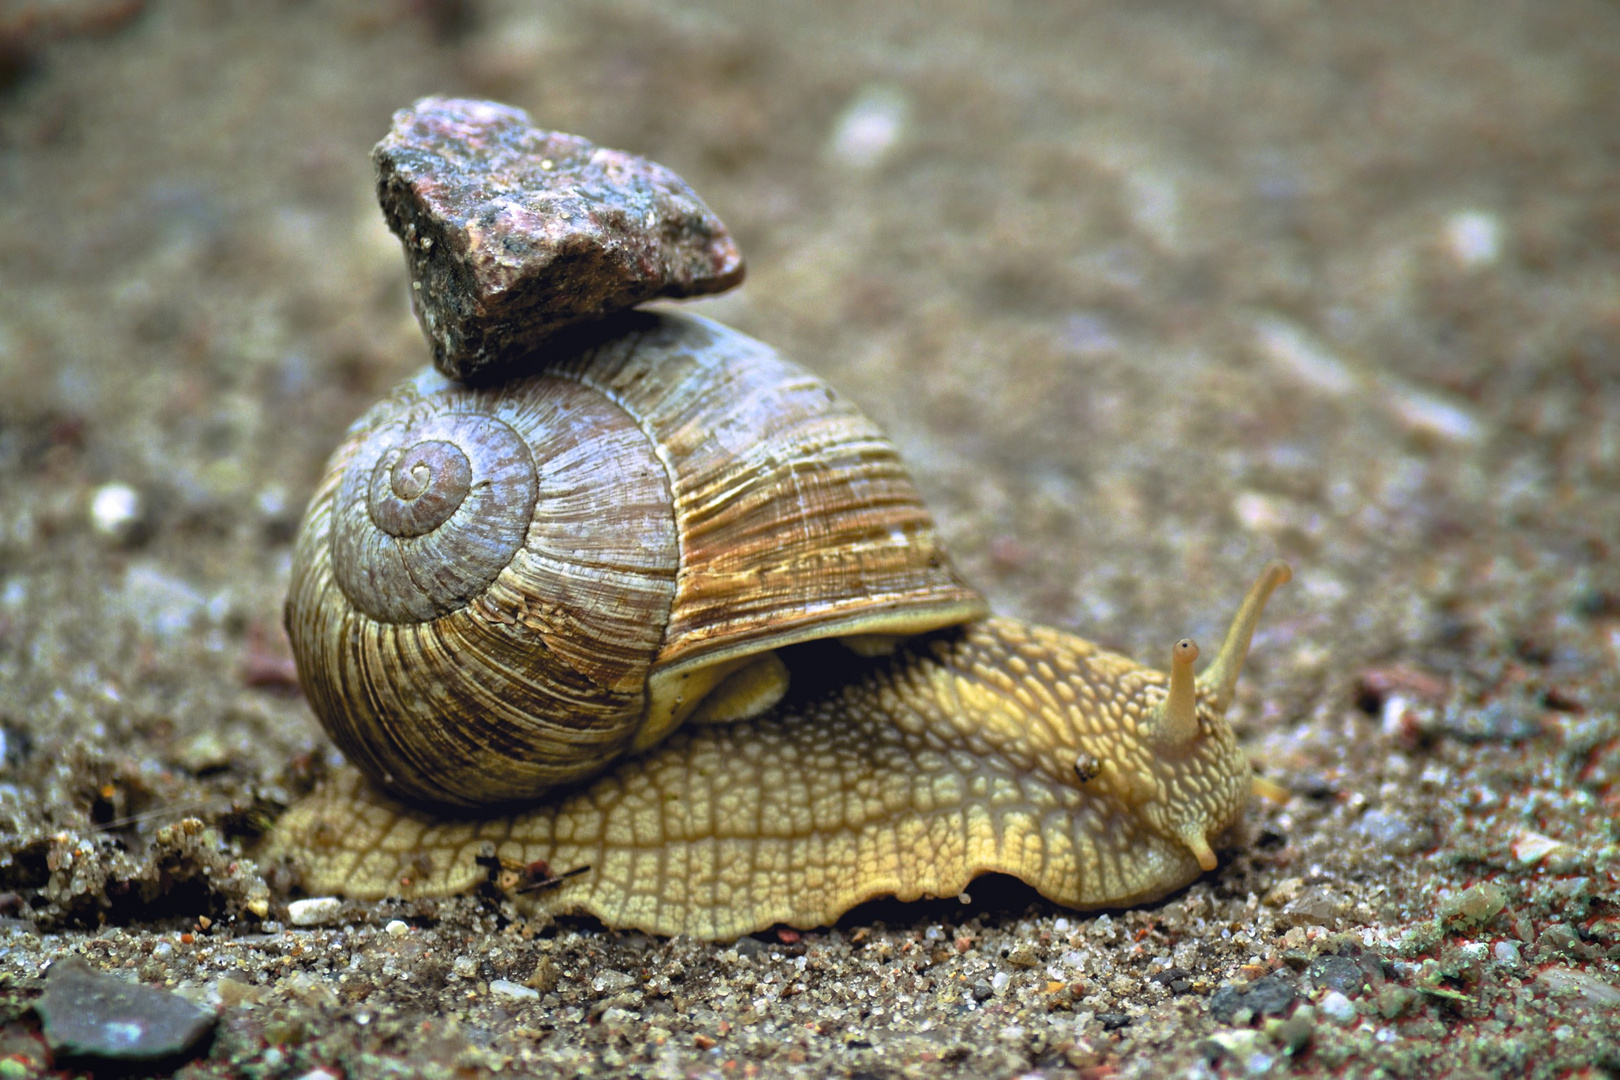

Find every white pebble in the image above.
[1444,210,1502,270]
[257,485,289,519]
[1318,990,1355,1023]
[489,979,540,1001]
[1232,491,1288,535]
[826,85,908,169]
[1254,317,1356,396]
[385,919,410,938]
[1512,830,1569,866]
[591,969,635,993]
[1383,382,1480,443]
[90,483,142,539]
[1493,940,1522,967]
[287,897,343,926]
[990,971,1010,993]
[1243,1052,1276,1077]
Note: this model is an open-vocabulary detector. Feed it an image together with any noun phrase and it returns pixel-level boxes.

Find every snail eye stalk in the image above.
[1147,638,1201,751]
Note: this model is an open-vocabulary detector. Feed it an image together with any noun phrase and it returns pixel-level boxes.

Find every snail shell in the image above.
[286,311,987,809]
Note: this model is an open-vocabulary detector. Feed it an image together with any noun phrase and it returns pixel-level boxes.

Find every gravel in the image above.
[1,2,1618,1078]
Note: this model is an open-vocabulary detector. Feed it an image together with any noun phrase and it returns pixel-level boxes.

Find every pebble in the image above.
[1442,699,1541,743]
[1511,831,1571,867]
[1443,209,1502,270]
[34,957,215,1065]
[1150,966,1194,994]
[1318,991,1356,1024]
[1304,955,1364,996]
[1383,382,1481,443]
[1201,1028,1261,1062]
[1535,924,1580,959]
[1492,941,1522,968]
[1536,966,1620,1006]
[1270,1006,1316,1055]
[1352,808,1434,855]
[1254,317,1355,397]
[89,483,143,542]
[1277,890,1350,929]
[286,897,343,926]
[385,919,410,938]
[1208,974,1297,1024]
[489,979,539,1001]
[373,97,744,381]
[1439,881,1507,929]
[591,969,635,994]
[825,85,909,169]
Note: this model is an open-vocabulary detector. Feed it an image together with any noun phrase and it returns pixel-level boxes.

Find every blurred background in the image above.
[1,0,1617,862]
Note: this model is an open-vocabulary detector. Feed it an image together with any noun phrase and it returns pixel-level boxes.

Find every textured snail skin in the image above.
[268,566,1288,940]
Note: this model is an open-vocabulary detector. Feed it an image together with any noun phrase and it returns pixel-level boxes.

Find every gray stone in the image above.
[1305,955,1366,996]
[374,97,745,381]
[1209,974,1298,1024]
[1441,698,1541,742]
[1246,975,1299,1017]
[35,957,215,1065]
[1352,808,1435,854]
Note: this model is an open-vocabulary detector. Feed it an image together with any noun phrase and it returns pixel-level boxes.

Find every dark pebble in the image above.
[1097,1012,1133,1030]
[1305,955,1366,996]
[35,957,215,1065]
[970,981,994,1002]
[374,97,745,381]
[1208,984,1245,1024]
[1208,974,1297,1024]
[1150,966,1194,994]
[1246,975,1299,1016]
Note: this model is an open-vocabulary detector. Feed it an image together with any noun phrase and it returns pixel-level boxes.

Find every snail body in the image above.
[270,310,1290,939]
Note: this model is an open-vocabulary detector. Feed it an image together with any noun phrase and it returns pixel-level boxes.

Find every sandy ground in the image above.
[1,1,1618,1076]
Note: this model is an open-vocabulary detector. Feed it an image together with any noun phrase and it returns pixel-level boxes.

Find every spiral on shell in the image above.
[286,311,987,809]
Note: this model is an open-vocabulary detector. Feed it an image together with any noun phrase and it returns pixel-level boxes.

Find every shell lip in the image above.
[636,594,989,752]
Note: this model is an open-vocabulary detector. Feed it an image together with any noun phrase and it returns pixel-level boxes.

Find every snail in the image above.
[266,308,1291,941]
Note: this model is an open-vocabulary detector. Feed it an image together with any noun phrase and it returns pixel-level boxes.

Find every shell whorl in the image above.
[331,411,538,623]
[286,311,986,810]
[291,368,679,808]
